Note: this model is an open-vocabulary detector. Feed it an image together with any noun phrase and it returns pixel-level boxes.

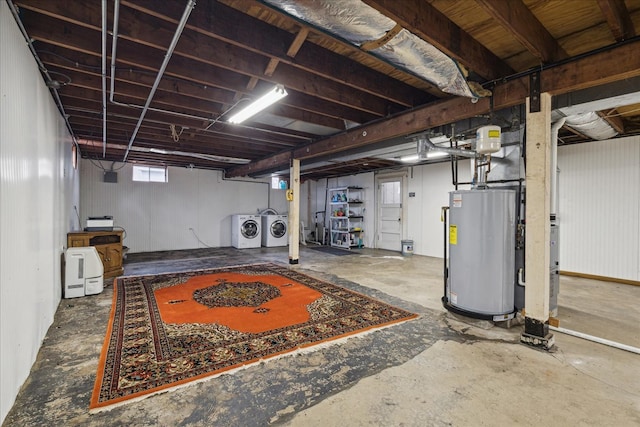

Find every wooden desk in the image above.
[67,230,124,278]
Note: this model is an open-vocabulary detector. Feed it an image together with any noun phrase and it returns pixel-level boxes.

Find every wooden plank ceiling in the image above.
[11,0,640,180]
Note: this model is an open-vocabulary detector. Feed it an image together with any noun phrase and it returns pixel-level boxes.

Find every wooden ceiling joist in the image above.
[20,4,406,119]
[596,0,636,41]
[13,0,640,179]
[228,39,640,177]
[361,0,513,80]
[475,0,569,63]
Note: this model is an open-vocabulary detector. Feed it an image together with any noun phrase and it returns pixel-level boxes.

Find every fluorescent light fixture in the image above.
[228,84,288,124]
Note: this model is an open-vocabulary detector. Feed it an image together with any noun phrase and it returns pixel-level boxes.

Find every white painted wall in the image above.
[558,136,640,281]
[302,139,640,284]
[82,136,640,282]
[305,166,471,254]
[80,162,289,252]
[0,3,79,422]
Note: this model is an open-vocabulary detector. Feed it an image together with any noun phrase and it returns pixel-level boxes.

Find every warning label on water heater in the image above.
[449,225,458,245]
[452,193,462,208]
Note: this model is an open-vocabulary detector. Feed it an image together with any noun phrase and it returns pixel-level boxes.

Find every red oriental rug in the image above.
[90,263,417,412]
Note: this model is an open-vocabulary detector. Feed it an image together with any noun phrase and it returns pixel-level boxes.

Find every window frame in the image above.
[132,165,168,183]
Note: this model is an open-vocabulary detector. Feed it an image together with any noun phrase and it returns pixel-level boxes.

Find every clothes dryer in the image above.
[231,214,261,248]
[261,214,288,247]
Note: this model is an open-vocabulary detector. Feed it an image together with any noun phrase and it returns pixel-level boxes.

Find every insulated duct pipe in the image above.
[122,0,196,162]
[550,118,566,216]
[418,136,477,158]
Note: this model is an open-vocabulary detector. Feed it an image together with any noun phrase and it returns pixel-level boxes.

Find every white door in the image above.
[377,177,403,251]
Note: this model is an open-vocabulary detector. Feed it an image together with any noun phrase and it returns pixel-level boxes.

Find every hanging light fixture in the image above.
[228,84,288,124]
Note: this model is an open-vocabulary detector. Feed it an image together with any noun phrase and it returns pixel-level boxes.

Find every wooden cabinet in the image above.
[67,230,124,278]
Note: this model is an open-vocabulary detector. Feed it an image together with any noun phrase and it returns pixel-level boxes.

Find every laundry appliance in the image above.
[231,214,262,248]
[64,247,104,298]
[261,214,288,247]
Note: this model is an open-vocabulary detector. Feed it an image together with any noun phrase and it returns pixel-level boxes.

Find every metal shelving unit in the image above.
[329,187,364,250]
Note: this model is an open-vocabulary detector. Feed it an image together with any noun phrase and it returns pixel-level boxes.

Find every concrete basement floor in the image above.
[3,247,639,426]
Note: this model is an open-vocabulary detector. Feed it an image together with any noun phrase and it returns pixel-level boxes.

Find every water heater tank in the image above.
[476,125,501,154]
[446,189,516,319]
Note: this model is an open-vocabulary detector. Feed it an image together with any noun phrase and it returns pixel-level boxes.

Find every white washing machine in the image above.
[231,214,262,248]
[261,214,288,247]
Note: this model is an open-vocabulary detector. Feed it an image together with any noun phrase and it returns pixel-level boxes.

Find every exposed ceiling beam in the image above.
[40,51,237,105]
[21,9,399,120]
[474,0,569,63]
[32,39,352,129]
[228,39,640,177]
[60,95,311,147]
[361,0,513,80]
[16,0,433,108]
[264,27,310,79]
[287,28,310,58]
[597,110,625,134]
[212,0,440,100]
[596,0,636,41]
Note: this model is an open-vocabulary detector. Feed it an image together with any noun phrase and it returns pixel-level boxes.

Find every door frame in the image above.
[374,171,408,250]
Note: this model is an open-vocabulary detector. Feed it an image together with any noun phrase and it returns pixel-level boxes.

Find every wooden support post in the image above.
[288,158,300,264]
[521,92,554,349]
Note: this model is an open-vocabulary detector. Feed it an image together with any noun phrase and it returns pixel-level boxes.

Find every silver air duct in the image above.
[263,0,477,98]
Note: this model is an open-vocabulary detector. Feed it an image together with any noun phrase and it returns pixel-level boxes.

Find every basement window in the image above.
[133,165,168,183]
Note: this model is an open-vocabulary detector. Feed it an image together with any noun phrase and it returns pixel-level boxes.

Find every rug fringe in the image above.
[89,315,418,414]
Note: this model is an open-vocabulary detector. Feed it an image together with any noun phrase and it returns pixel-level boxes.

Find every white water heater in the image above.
[65,247,104,298]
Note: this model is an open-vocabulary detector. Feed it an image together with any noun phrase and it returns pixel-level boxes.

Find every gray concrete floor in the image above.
[3,247,639,426]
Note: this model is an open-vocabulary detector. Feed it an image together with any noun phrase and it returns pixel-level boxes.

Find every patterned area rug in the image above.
[90,263,417,411]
